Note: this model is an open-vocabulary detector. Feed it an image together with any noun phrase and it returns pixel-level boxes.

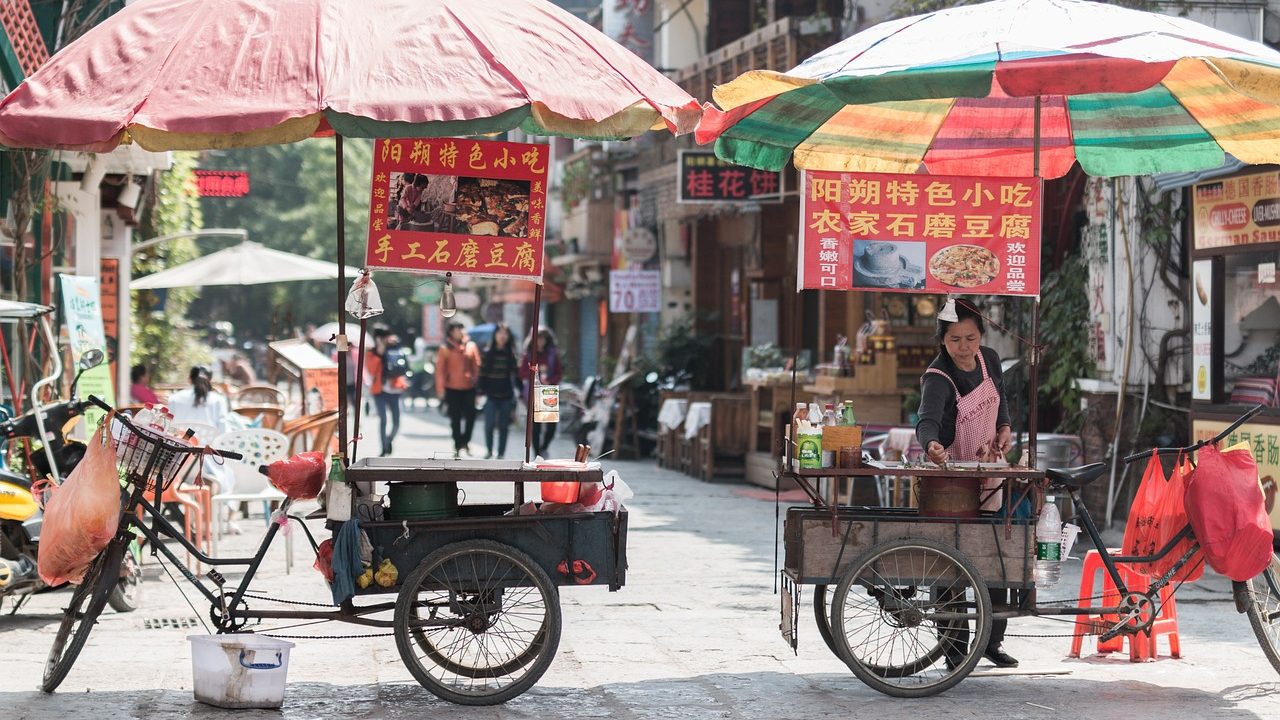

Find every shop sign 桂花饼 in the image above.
[1193,169,1280,250]
[798,170,1041,296]
[366,138,549,281]
[677,150,781,204]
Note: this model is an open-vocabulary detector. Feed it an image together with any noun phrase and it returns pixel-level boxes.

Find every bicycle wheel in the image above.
[831,537,991,698]
[813,584,839,657]
[107,540,143,613]
[394,539,561,705]
[41,539,124,693]
[1245,551,1280,675]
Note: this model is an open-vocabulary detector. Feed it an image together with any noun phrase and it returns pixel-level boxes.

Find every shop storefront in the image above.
[1190,166,1280,530]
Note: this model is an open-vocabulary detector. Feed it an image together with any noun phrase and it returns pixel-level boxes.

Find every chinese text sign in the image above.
[366,138,549,281]
[677,150,781,203]
[1193,170,1280,250]
[194,170,250,197]
[799,170,1042,296]
[1192,259,1213,400]
[609,270,661,313]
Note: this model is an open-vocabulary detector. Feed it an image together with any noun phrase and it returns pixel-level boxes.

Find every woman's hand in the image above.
[996,425,1013,456]
[926,441,948,466]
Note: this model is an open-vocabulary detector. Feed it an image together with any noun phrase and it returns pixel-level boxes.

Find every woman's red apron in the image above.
[925,350,1003,510]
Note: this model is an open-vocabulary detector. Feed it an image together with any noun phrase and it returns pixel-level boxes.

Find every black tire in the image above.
[1245,552,1280,675]
[813,584,839,657]
[831,537,991,698]
[394,539,561,705]
[107,542,143,613]
[41,539,124,692]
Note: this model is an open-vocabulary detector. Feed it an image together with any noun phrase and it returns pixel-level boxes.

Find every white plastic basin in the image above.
[188,633,295,709]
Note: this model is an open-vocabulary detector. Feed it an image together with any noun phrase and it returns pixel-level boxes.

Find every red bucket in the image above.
[540,481,581,504]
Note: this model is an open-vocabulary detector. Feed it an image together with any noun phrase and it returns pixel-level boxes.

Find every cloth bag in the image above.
[36,421,123,585]
[1185,442,1273,582]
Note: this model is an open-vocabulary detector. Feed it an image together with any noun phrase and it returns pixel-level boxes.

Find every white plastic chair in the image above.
[209,429,293,571]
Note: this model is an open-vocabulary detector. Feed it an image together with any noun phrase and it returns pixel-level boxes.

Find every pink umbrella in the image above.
[0,0,700,457]
[0,0,700,151]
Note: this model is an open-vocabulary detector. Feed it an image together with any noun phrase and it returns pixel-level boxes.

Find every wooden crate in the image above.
[783,507,1033,588]
[821,424,862,452]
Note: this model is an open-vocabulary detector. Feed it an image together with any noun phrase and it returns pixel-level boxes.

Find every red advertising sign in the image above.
[366,138,549,281]
[799,170,1042,296]
[194,170,250,197]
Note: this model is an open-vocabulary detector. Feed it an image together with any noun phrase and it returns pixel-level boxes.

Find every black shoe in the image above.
[944,652,964,671]
[983,646,1019,668]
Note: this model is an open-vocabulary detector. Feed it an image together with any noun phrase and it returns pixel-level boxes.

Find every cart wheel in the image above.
[1245,552,1280,675]
[394,539,561,706]
[42,538,125,693]
[813,585,839,657]
[831,537,991,698]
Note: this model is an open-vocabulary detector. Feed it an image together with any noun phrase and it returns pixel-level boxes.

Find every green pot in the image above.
[388,482,459,520]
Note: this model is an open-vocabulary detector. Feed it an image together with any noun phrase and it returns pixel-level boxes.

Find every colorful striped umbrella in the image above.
[0,0,700,152]
[697,0,1280,179]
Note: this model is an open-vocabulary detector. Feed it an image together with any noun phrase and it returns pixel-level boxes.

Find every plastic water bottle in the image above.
[1035,496,1063,587]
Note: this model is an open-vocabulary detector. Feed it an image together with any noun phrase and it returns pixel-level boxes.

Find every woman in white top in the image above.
[167,366,237,494]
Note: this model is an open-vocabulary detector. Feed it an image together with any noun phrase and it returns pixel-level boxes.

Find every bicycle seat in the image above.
[1046,462,1107,489]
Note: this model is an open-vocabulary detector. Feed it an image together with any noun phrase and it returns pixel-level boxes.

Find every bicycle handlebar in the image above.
[1122,404,1265,464]
[88,395,243,460]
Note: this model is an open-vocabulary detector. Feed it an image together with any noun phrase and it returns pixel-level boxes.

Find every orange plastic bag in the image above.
[1138,453,1204,581]
[37,422,123,586]
[1121,455,1165,562]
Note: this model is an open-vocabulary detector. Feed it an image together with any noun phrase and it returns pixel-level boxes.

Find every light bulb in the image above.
[440,276,457,318]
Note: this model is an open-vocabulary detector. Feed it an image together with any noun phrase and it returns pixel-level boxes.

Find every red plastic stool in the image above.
[1068,549,1180,662]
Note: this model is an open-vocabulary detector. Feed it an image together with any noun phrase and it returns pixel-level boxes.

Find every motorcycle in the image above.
[0,347,142,614]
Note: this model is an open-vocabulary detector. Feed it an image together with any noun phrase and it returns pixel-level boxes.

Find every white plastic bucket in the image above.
[188,634,295,709]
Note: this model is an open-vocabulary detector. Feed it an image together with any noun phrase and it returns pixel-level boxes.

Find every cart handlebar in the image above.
[1122,404,1265,464]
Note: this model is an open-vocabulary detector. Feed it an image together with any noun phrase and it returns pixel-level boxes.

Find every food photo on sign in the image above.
[853,240,925,290]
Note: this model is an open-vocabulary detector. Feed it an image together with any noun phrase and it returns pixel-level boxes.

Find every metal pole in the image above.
[335,135,349,461]
[524,283,543,464]
[1027,96,1041,470]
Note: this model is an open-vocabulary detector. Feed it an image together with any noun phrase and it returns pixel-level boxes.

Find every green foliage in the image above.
[652,313,717,390]
[1038,252,1095,432]
[133,153,211,383]
[193,139,421,343]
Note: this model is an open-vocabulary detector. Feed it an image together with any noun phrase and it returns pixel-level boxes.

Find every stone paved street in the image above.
[4,405,1280,719]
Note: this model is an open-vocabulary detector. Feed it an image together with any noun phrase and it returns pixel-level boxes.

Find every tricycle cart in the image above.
[41,401,628,706]
[778,406,1280,698]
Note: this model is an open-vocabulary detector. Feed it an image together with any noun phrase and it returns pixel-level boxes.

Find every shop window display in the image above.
[1225,251,1280,404]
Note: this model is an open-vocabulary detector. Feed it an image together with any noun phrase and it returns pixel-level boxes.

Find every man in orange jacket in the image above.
[436,322,481,457]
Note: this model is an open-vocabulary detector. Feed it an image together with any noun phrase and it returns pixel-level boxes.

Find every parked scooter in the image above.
[0,348,142,614]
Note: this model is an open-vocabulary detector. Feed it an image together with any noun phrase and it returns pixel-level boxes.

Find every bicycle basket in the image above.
[107,414,199,492]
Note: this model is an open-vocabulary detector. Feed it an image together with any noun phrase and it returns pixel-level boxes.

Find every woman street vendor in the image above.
[915,298,1018,669]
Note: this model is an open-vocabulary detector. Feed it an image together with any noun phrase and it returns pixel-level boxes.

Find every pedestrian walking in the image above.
[520,326,563,458]
[478,323,520,459]
[367,327,410,456]
[436,322,481,458]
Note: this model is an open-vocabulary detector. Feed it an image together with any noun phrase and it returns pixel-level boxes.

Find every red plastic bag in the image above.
[37,422,123,586]
[314,538,334,582]
[1185,442,1273,582]
[1121,455,1165,562]
[265,451,327,500]
[1139,453,1204,582]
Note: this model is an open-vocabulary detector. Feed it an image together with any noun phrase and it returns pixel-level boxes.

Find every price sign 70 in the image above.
[609,270,661,313]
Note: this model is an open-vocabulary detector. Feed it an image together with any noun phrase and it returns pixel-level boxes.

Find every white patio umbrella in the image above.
[131,241,360,289]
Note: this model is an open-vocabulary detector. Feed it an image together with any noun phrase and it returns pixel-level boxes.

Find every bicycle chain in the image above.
[242,592,339,609]
[263,631,395,639]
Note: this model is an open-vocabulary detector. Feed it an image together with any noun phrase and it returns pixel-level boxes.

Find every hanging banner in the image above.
[60,274,116,429]
[677,150,781,204]
[1192,169,1280,250]
[798,170,1042,296]
[1192,259,1213,400]
[366,138,549,281]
